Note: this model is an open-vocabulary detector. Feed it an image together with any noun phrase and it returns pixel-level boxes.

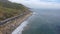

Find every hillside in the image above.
[0,0,28,21]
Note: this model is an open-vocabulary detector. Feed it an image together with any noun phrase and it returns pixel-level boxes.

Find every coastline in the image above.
[0,11,33,34]
[12,11,33,34]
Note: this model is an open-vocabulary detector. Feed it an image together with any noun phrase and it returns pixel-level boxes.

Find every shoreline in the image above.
[0,11,33,34]
[12,11,33,34]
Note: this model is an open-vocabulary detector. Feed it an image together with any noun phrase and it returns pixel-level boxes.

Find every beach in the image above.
[0,11,33,34]
[11,11,33,34]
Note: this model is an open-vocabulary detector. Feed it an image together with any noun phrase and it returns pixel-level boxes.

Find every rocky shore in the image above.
[0,11,32,34]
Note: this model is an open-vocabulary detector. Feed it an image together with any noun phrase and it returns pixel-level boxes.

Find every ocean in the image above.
[22,9,60,34]
[12,9,60,34]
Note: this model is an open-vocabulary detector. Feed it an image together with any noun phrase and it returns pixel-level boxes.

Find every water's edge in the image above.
[12,12,35,34]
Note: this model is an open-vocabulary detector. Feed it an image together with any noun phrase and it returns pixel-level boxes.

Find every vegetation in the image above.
[0,0,28,21]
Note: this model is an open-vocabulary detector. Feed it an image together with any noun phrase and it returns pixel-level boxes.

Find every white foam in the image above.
[33,12,37,15]
[12,21,28,34]
[12,12,35,34]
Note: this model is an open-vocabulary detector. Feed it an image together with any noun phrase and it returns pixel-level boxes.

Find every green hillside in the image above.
[0,0,28,21]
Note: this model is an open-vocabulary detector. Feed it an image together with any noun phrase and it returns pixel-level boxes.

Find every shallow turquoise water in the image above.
[22,9,60,34]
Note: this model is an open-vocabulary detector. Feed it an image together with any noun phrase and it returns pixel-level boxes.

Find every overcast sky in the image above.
[9,0,60,9]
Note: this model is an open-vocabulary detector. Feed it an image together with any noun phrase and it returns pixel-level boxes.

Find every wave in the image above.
[12,21,28,34]
[12,12,37,34]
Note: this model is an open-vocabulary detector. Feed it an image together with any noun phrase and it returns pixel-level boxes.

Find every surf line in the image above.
[12,12,36,34]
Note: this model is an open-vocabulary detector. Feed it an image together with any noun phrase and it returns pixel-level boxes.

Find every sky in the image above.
[9,0,60,9]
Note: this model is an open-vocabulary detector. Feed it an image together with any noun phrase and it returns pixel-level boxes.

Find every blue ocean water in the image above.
[22,9,60,34]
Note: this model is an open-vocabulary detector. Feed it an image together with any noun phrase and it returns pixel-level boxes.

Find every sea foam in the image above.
[12,12,36,34]
[12,21,28,34]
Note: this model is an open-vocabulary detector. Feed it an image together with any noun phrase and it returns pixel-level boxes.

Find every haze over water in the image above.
[22,9,60,34]
[9,0,60,34]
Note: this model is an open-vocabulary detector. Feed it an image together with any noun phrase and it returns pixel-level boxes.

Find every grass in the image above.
[0,1,28,21]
